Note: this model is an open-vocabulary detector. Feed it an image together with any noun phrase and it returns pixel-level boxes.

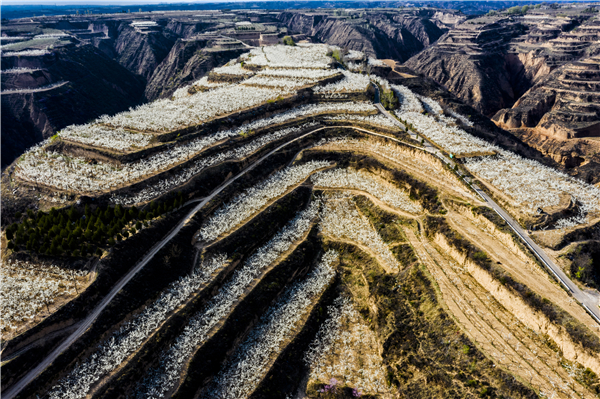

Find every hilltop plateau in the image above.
[1,43,600,399]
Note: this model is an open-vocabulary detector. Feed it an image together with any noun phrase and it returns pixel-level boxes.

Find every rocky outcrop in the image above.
[278,11,446,62]
[145,38,246,101]
[1,45,145,168]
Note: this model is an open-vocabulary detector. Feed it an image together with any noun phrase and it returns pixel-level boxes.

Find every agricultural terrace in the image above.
[393,84,600,228]
[1,259,90,341]
[3,45,600,399]
[12,44,380,201]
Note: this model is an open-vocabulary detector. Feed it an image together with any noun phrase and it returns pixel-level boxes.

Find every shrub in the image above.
[282,35,295,46]
[472,251,489,263]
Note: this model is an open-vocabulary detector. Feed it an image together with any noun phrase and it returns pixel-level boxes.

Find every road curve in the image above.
[374,94,600,325]
[1,126,330,399]
[6,111,599,398]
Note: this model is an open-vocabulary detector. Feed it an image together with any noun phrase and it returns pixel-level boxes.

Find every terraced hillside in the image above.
[404,9,600,182]
[1,44,600,399]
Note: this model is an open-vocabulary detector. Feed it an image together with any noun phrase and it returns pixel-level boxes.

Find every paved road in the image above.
[374,93,600,325]
[1,126,329,399]
[6,108,599,397]
[472,185,600,324]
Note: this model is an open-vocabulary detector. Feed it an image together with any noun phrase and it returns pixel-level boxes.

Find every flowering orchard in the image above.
[48,255,227,399]
[241,44,334,69]
[1,49,50,57]
[2,67,40,74]
[211,63,254,77]
[320,195,400,273]
[395,84,600,224]
[312,71,371,95]
[417,94,443,115]
[196,161,329,242]
[59,124,153,152]
[111,122,319,206]
[137,203,321,398]
[257,68,339,80]
[370,75,391,91]
[172,77,232,99]
[1,81,67,95]
[241,75,316,90]
[16,101,374,194]
[313,137,475,200]
[396,108,496,156]
[98,84,290,133]
[1,260,88,339]
[312,168,421,214]
[305,296,389,395]
[324,113,398,129]
[368,58,386,67]
[207,250,338,399]
[464,151,600,219]
[392,84,423,113]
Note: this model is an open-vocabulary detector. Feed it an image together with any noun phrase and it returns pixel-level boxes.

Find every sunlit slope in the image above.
[2,44,599,399]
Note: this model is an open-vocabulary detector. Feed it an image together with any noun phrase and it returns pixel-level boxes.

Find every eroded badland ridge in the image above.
[404,5,600,180]
[1,4,600,399]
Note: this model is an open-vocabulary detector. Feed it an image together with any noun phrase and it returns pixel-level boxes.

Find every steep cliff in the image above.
[405,15,599,118]
[145,39,246,100]
[405,49,517,116]
[113,23,177,80]
[405,17,528,116]
[278,11,446,62]
[164,20,212,38]
[1,45,145,168]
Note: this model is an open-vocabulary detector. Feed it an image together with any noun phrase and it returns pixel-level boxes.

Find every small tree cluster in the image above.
[380,89,398,110]
[5,192,185,257]
[282,36,295,46]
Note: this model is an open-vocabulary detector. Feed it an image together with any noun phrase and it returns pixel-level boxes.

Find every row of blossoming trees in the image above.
[5,42,599,399]
[48,183,413,398]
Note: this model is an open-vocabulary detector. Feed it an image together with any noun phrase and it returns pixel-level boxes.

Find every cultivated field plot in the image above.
[3,44,600,399]
[1,260,89,341]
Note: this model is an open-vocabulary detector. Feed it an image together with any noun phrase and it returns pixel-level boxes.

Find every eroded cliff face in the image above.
[510,129,600,184]
[145,39,246,100]
[404,17,529,116]
[493,57,600,177]
[113,24,177,81]
[1,46,145,168]
[406,14,600,122]
[278,11,446,62]
[489,17,600,174]
[405,49,518,116]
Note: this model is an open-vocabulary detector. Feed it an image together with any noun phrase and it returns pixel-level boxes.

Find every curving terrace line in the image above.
[372,87,600,325]
[5,106,599,398]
